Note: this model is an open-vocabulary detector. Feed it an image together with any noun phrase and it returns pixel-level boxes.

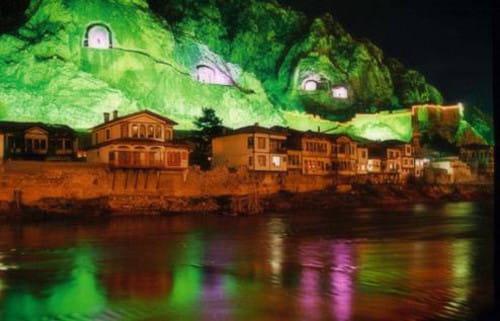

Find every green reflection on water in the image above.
[0,245,106,321]
[167,234,203,307]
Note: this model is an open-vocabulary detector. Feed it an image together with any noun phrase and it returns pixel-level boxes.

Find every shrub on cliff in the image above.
[191,107,224,170]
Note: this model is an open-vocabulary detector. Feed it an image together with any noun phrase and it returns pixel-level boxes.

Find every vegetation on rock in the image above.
[0,0,492,146]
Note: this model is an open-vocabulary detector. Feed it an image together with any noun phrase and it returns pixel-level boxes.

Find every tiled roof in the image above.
[91,109,178,130]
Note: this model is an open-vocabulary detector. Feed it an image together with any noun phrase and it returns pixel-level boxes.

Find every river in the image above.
[0,201,494,321]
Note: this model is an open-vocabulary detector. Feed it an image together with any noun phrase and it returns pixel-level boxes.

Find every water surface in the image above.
[0,201,494,320]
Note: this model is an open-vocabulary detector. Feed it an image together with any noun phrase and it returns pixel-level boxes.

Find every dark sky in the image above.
[0,0,494,114]
[282,0,493,115]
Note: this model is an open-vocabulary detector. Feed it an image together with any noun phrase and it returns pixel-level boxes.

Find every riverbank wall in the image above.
[0,161,332,215]
[0,161,493,217]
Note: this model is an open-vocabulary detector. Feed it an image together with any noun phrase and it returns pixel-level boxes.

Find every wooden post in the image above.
[134,169,139,190]
[111,170,116,190]
[124,170,129,190]
[144,170,149,190]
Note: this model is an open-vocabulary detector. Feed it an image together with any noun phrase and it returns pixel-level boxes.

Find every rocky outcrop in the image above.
[0,0,491,144]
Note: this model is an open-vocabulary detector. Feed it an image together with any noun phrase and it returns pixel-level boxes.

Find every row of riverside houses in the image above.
[0,108,494,182]
[0,110,191,172]
[211,122,494,183]
[211,123,421,183]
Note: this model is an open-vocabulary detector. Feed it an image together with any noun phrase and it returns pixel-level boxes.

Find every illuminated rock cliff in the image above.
[0,0,491,144]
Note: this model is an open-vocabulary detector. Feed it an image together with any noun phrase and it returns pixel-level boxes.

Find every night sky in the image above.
[282,0,493,115]
[0,0,494,114]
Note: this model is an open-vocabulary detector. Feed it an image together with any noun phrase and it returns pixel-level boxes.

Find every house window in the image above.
[109,151,115,161]
[56,139,64,150]
[258,155,266,167]
[106,129,110,140]
[406,146,411,155]
[361,151,367,158]
[64,139,72,150]
[257,137,266,149]
[139,125,146,138]
[94,133,99,144]
[272,156,281,167]
[131,125,138,138]
[148,125,155,138]
[84,24,112,49]
[121,124,128,138]
[155,126,162,139]
[389,151,394,158]
[249,156,254,166]
[248,137,254,149]
[270,139,284,153]
[289,155,300,166]
[165,130,172,140]
[167,151,181,166]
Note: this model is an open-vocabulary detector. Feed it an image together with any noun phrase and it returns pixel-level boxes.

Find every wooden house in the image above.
[87,110,190,170]
[212,124,288,172]
[0,121,78,162]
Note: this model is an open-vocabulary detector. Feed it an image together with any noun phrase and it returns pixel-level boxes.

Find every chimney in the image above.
[103,112,110,123]
[254,122,259,127]
[113,110,118,120]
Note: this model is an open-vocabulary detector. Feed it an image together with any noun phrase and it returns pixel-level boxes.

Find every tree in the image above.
[191,107,224,169]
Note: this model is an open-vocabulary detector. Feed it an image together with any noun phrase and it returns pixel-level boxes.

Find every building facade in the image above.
[212,124,288,172]
[87,110,190,170]
[459,144,494,177]
[0,121,78,162]
[331,135,358,176]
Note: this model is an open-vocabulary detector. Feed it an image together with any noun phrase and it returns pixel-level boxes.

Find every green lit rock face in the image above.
[0,0,491,145]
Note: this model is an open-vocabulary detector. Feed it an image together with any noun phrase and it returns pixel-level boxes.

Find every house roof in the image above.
[91,109,178,130]
[218,124,289,137]
[87,138,192,151]
[459,143,492,150]
[0,121,76,136]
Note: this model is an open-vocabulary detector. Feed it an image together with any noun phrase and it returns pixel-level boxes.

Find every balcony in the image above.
[109,151,183,169]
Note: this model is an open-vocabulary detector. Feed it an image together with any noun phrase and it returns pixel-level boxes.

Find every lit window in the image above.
[85,24,112,49]
[272,156,281,167]
[139,125,146,138]
[148,125,154,138]
[332,86,348,99]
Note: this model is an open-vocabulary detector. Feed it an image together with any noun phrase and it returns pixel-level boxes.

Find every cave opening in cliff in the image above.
[332,86,348,99]
[84,24,113,49]
[195,64,234,85]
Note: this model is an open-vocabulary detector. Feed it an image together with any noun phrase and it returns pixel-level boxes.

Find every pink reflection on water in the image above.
[330,242,354,321]
[299,242,322,321]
